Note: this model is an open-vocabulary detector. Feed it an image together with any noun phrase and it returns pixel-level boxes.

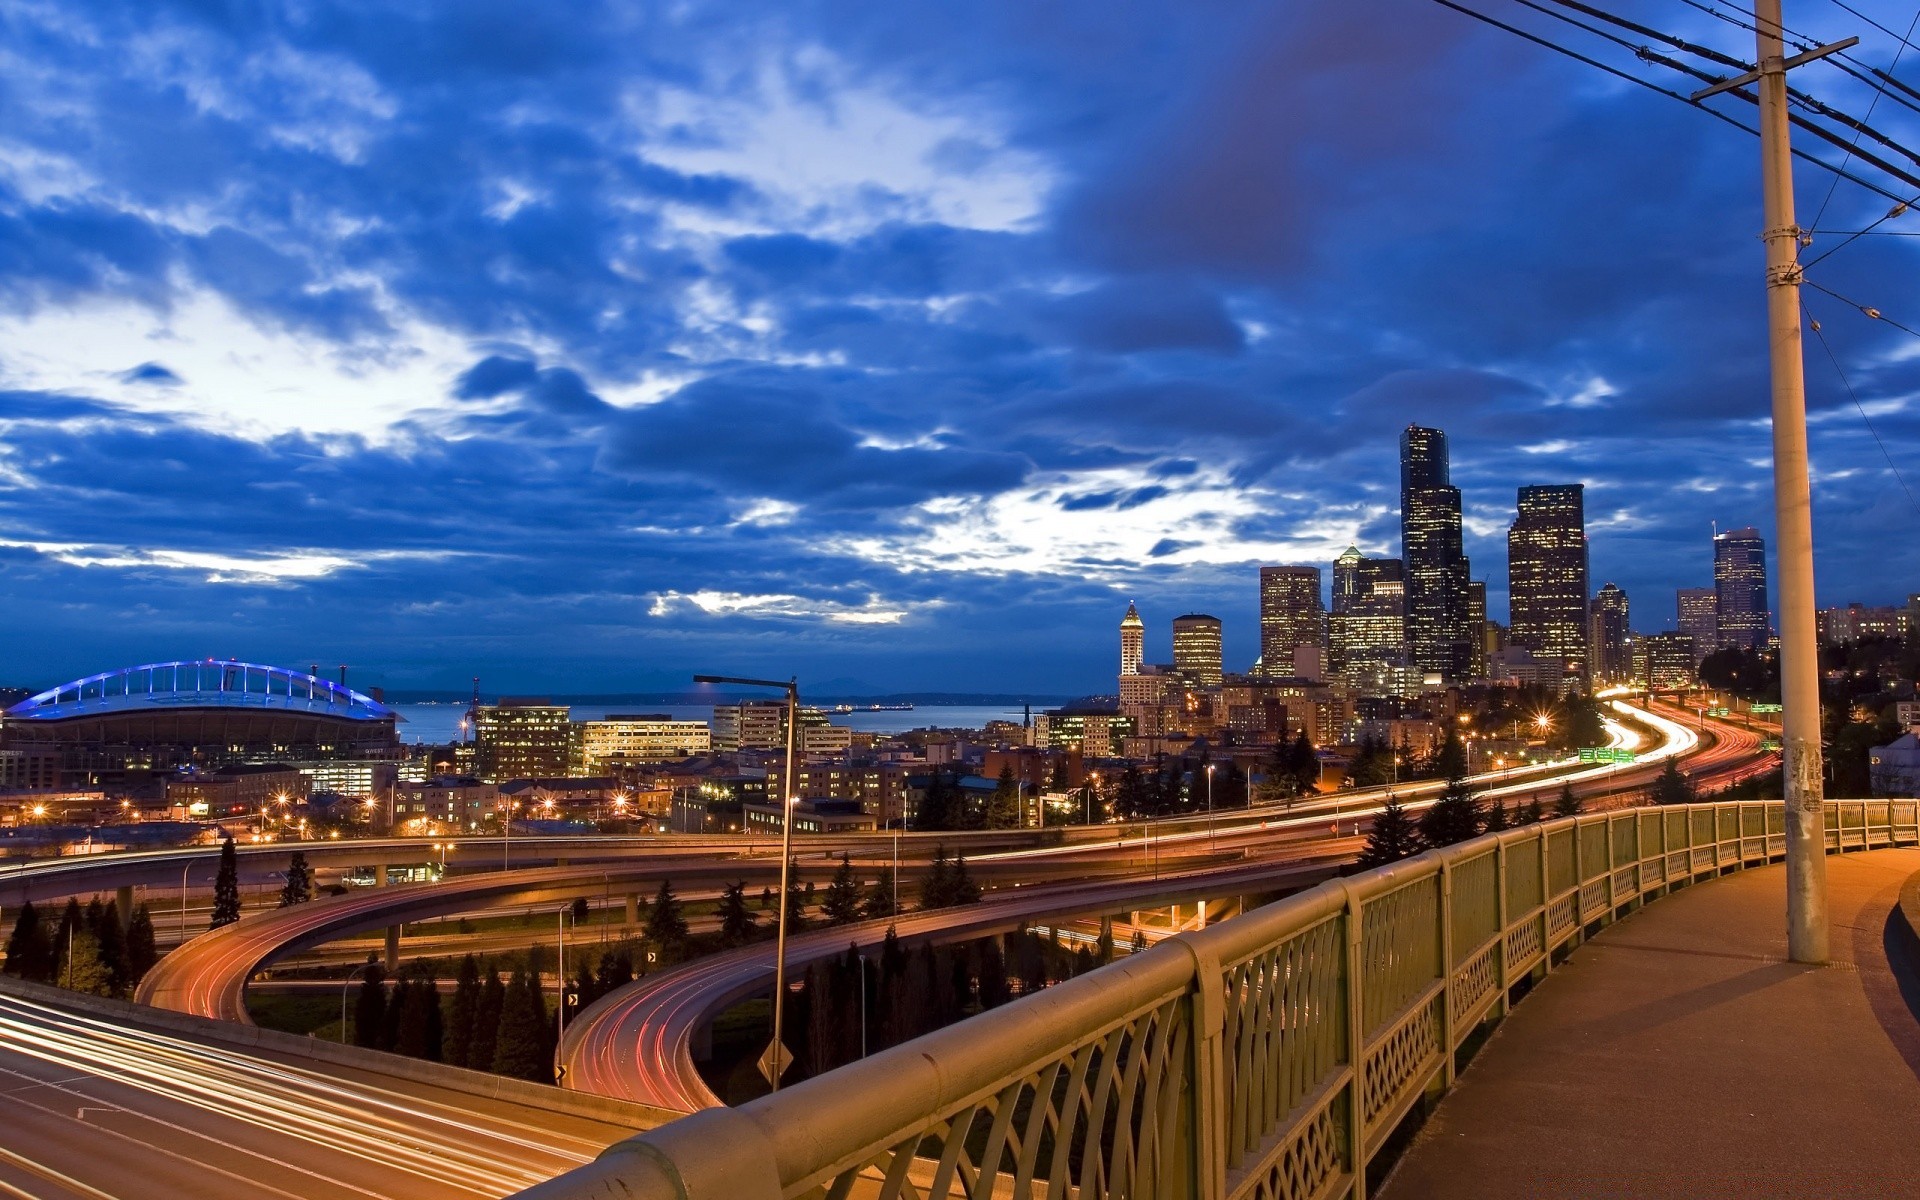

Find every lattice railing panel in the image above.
[1361,998,1440,1132]
[1578,879,1608,921]
[813,993,1194,1200]
[1503,917,1543,974]
[1447,852,1498,969]
[1545,894,1577,942]
[1230,1098,1347,1200]
[1359,876,1439,1036]
[1545,828,1576,897]
[1452,940,1499,1024]
[1222,916,1346,1175]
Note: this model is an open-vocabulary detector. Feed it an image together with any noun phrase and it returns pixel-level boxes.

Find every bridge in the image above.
[514,798,1920,1200]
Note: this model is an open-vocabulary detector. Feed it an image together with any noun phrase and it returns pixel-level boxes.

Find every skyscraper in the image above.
[1507,484,1591,682]
[1590,582,1631,685]
[1171,614,1223,688]
[1400,426,1474,680]
[1677,587,1718,660]
[1332,545,1365,615]
[1466,580,1488,680]
[1329,552,1404,674]
[1714,527,1770,651]
[1119,602,1144,679]
[1258,566,1325,677]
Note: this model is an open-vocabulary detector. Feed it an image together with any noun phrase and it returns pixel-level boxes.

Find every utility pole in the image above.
[1694,0,1855,964]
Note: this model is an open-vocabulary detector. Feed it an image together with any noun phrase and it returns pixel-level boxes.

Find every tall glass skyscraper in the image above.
[1714,527,1770,651]
[1590,582,1631,685]
[1171,614,1223,687]
[1400,426,1474,680]
[1507,484,1591,682]
[1258,566,1325,677]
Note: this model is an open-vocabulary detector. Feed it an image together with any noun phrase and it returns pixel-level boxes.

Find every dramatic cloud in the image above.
[0,0,1916,693]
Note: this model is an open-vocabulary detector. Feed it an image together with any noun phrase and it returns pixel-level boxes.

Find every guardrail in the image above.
[516,798,1918,1200]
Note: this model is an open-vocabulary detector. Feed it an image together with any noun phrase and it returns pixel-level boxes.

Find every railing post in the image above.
[1342,882,1369,1200]
[1178,940,1227,1200]
[1494,838,1511,1017]
[1438,853,1456,1086]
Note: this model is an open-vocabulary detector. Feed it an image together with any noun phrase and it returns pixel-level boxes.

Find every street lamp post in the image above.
[696,672,799,1092]
[341,962,373,1044]
[1205,763,1216,851]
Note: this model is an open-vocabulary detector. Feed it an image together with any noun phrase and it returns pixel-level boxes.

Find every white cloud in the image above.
[647,589,929,625]
[0,538,462,584]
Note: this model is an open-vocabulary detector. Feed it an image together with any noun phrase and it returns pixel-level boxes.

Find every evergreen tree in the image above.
[352,960,388,1049]
[491,968,552,1083]
[783,860,811,932]
[1433,730,1469,781]
[1356,797,1424,869]
[126,903,158,983]
[1482,800,1511,833]
[1553,783,1582,818]
[1418,780,1483,848]
[985,765,1022,830]
[1520,797,1547,825]
[278,851,313,907]
[919,845,955,909]
[643,879,688,949]
[570,897,589,926]
[1129,928,1149,957]
[1095,917,1114,966]
[821,855,863,925]
[89,898,129,996]
[55,899,81,974]
[592,950,634,1000]
[1288,731,1321,795]
[863,866,898,920]
[445,955,481,1069]
[759,885,774,910]
[913,768,956,831]
[717,880,757,945]
[395,968,442,1060]
[472,967,505,1068]
[1652,759,1697,807]
[61,930,115,996]
[949,853,981,905]
[1347,735,1394,788]
[3,901,55,982]
[210,839,242,928]
[978,938,1012,1008]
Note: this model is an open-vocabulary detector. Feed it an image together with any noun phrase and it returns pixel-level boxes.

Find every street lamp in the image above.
[695,671,800,1093]
[342,961,374,1044]
[1204,763,1216,850]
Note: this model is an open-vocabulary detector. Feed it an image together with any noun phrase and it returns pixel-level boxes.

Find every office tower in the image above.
[1590,582,1631,685]
[1400,426,1474,680]
[1507,484,1591,682]
[1466,580,1488,680]
[1119,602,1145,679]
[1677,587,1718,660]
[473,699,573,782]
[1332,546,1365,615]
[1330,552,1404,673]
[1340,579,1411,694]
[1713,527,1770,651]
[1259,566,1325,677]
[1171,614,1223,688]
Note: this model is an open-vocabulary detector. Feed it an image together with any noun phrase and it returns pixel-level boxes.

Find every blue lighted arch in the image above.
[3,661,399,723]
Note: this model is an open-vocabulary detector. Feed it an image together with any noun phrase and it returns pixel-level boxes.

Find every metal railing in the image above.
[516,799,1919,1200]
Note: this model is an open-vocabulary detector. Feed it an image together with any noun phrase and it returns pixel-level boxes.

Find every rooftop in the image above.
[3,660,398,724]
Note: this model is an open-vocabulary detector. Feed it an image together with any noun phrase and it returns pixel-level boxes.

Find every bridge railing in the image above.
[517,798,1917,1200]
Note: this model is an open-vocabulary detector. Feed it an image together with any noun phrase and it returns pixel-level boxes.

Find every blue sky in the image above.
[1,0,1917,695]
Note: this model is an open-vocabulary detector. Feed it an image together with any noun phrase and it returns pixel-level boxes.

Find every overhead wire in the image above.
[1802,300,1920,519]
[1801,277,1920,340]
[1808,7,1920,231]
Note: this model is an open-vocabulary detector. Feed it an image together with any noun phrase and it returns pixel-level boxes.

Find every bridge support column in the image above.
[626,893,640,926]
[384,925,400,972]
[115,885,135,929]
[374,864,389,888]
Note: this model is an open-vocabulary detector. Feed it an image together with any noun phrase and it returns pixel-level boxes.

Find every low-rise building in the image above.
[393,777,500,831]
[1869,733,1920,797]
[742,797,878,834]
[165,764,310,819]
[574,715,712,771]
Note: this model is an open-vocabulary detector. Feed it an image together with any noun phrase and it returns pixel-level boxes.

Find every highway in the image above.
[0,989,630,1199]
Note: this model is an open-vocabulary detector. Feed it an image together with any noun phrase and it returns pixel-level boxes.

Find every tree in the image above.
[570,896,589,926]
[278,851,313,907]
[472,967,505,1068]
[949,853,981,906]
[88,898,129,996]
[1433,730,1468,782]
[352,960,388,1049]
[643,879,688,949]
[1095,917,1114,966]
[1129,928,1149,957]
[395,968,443,1061]
[913,768,957,832]
[717,880,757,945]
[1482,800,1511,833]
[920,845,955,909]
[821,854,863,925]
[1418,780,1483,848]
[986,765,1022,830]
[1356,798,1423,869]
[978,939,1012,1009]
[593,950,634,1000]
[491,967,551,1083]
[1652,758,1697,807]
[3,902,55,982]
[1520,797,1547,825]
[1553,784,1582,818]
[445,955,482,1069]
[863,866,898,921]
[210,839,242,928]
[1287,731,1321,795]
[783,860,811,932]
[1347,735,1394,789]
[60,930,115,996]
[126,903,158,984]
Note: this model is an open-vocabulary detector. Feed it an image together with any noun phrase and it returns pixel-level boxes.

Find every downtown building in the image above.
[1713,527,1770,651]
[473,699,574,782]
[1677,587,1719,661]
[1400,426,1475,681]
[1258,566,1326,679]
[1506,484,1591,688]
[1171,614,1224,688]
[1589,583,1632,686]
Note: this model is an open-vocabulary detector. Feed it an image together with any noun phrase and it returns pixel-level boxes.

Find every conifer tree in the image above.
[89,899,129,996]
[862,866,898,920]
[593,950,634,999]
[472,966,505,1068]
[1095,917,1114,966]
[491,967,551,1083]
[977,938,1012,1008]
[1520,797,1547,825]
[1129,928,1149,957]
[353,960,387,1049]
[1482,800,1511,833]
[986,765,1022,830]
[1652,759,1697,807]
[1553,783,1583,818]
[3,901,55,982]
[643,878,688,949]
[1418,781,1483,848]
[717,880,757,945]
[919,845,954,909]
[446,954,481,1069]
[395,968,442,1060]
[949,853,981,906]
[783,860,811,932]
[1356,797,1424,869]
[278,851,313,907]
[210,839,242,928]
[125,903,158,984]
[821,854,863,925]
[1288,730,1321,795]
[61,929,115,996]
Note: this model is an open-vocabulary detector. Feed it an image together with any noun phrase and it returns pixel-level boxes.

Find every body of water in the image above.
[391,703,1038,744]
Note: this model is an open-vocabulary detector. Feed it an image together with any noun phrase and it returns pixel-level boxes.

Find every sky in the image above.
[1,0,1918,696]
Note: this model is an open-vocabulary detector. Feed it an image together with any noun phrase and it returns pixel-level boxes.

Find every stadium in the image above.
[0,660,401,789]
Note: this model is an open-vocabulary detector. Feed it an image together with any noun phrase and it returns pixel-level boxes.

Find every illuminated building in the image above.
[1258,567,1325,678]
[1171,614,1223,688]
[1508,484,1591,685]
[1713,527,1770,651]
[473,699,573,782]
[1677,587,1719,661]
[1120,602,1145,679]
[1642,631,1698,691]
[575,714,712,771]
[1816,603,1904,646]
[1589,583,1632,685]
[1400,426,1474,680]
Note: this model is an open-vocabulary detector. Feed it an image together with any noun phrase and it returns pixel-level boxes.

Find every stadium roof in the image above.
[3,660,399,723]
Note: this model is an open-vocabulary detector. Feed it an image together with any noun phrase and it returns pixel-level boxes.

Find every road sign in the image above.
[1761,739,1782,751]
[758,1039,793,1085]
[1709,707,1731,717]
[1751,703,1783,714]
[1578,747,1637,764]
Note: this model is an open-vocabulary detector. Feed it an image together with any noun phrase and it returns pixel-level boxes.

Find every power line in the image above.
[1803,301,1920,518]
[1824,0,1920,56]
[1801,277,1920,339]
[1803,196,1912,267]
[1809,7,1919,230]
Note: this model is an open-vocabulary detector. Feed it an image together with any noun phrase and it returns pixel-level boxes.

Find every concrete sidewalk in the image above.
[1382,848,1920,1199]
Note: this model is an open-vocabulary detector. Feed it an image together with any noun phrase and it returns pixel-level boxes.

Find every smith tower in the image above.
[1399,426,1474,680]
[1507,484,1591,683]
[1119,602,1145,679]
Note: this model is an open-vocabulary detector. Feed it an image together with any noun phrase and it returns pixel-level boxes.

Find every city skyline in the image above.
[1,2,1917,694]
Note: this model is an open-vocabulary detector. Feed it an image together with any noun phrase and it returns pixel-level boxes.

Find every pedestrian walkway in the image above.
[1382,848,1920,1199]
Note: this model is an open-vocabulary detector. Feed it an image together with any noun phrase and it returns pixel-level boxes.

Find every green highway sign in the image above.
[1750,703,1783,714]
[1708,707,1731,717]
[1578,747,1637,764]
[1761,738,1782,751]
